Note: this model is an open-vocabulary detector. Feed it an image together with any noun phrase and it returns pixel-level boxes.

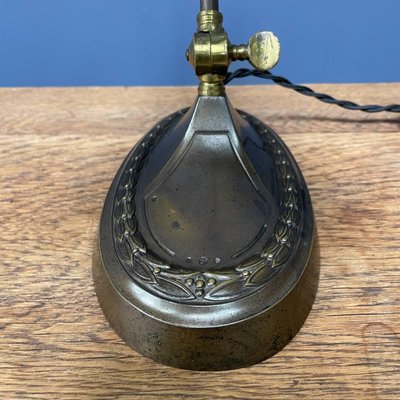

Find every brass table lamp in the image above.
[93,0,319,370]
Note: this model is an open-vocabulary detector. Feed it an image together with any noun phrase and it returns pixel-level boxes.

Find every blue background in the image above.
[0,0,399,87]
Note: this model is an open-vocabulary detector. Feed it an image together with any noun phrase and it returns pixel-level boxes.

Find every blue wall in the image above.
[0,0,399,87]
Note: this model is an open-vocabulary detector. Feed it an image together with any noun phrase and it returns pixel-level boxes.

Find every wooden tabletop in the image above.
[1,84,399,399]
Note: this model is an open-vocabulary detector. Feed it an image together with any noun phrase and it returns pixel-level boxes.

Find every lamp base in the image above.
[93,94,319,370]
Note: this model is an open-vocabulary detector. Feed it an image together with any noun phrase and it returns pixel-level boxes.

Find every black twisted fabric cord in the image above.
[225,68,400,114]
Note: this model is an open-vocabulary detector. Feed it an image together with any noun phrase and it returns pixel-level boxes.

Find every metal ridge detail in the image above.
[112,110,303,304]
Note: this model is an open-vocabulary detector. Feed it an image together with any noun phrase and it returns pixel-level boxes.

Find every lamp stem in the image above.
[200,0,219,11]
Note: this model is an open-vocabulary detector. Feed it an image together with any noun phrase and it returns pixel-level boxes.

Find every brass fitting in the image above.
[186,7,281,96]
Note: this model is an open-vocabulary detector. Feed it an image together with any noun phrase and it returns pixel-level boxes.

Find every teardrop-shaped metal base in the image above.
[93,94,319,371]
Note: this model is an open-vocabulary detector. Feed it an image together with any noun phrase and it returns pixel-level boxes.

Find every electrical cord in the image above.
[225,68,400,113]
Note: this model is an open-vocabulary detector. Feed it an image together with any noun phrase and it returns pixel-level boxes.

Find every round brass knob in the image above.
[247,31,281,71]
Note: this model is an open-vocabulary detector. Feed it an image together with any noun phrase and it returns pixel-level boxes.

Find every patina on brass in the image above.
[186,3,280,95]
[93,0,319,371]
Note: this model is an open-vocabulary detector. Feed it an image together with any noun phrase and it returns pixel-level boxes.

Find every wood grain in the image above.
[0,84,399,399]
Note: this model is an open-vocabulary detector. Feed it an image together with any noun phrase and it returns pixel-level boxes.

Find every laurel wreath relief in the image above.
[113,109,303,304]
